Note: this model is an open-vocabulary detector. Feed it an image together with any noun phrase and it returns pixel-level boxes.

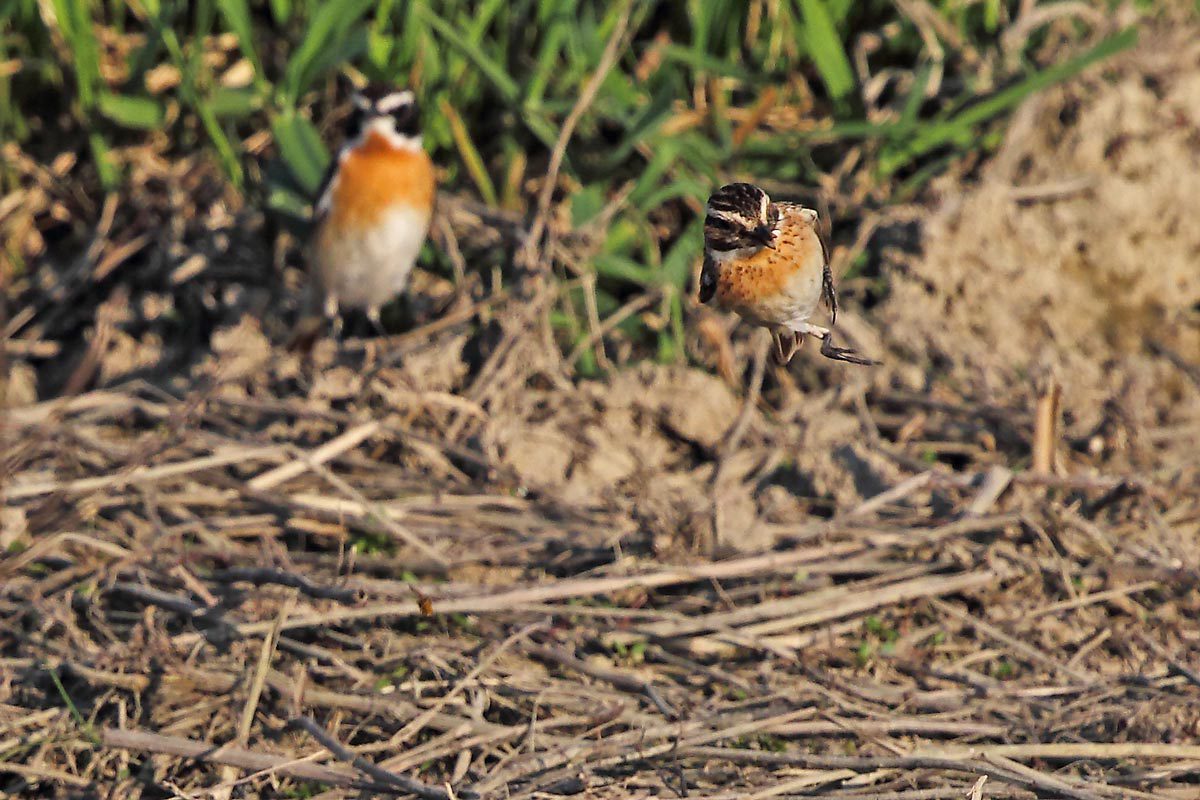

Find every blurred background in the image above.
[2,2,1200,797]
[0,0,1164,378]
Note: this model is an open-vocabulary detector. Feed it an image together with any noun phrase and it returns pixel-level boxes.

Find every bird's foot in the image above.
[366,306,388,338]
[819,333,879,366]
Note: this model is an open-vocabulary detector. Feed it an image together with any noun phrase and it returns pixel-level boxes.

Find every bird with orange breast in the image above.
[309,83,436,336]
[699,182,877,366]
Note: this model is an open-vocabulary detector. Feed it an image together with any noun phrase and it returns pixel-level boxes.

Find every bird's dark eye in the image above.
[705,230,745,251]
[344,107,365,141]
[390,101,420,137]
[705,214,737,232]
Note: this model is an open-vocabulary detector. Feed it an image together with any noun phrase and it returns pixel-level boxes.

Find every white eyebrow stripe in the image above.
[705,207,740,223]
[350,92,372,110]
[376,91,415,113]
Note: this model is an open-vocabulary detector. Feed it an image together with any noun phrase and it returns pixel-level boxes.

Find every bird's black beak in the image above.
[750,225,776,249]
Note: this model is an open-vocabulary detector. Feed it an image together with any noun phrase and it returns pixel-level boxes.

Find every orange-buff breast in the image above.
[326,131,435,232]
[717,242,807,307]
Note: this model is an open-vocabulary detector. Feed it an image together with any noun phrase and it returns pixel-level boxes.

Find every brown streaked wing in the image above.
[814,196,837,326]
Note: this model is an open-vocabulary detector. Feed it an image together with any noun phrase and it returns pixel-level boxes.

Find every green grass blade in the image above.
[826,0,852,24]
[45,0,101,109]
[636,181,707,212]
[520,108,560,151]
[272,110,330,196]
[465,0,508,43]
[661,44,754,81]
[97,92,165,129]
[949,27,1138,130]
[603,84,677,168]
[153,11,244,187]
[656,289,684,363]
[268,0,291,25]
[207,86,264,119]
[524,24,566,108]
[439,97,497,205]
[42,0,117,191]
[88,131,119,190]
[594,253,658,286]
[900,64,933,126]
[214,0,267,90]
[47,667,99,745]
[983,0,1001,32]
[879,26,1138,175]
[628,139,681,207]
[416,4,520,102]
[282,0,374,104]
[659,217,703,289]
[570,183,606,227]
[366,0,398,71]
[797,0,855,106]
[266,184,313,229]
[195,101,244,186]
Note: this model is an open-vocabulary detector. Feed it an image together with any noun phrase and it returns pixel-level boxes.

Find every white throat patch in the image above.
[708,246,762,263]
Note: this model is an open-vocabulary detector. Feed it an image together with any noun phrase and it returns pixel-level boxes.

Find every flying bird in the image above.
[699,182,877,366]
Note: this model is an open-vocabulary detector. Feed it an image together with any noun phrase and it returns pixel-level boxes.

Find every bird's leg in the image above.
[286,283,326,354]
[324,294,344,343]
[772,330,804,365]
[771,331,787,364]
[821,261,838,326]
[366,306,387,338]
[796,322,879,366]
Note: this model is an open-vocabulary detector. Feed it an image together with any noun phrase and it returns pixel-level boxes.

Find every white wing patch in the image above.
[315,174,336,218]
[315,180,335,218]
[314,146,354,219]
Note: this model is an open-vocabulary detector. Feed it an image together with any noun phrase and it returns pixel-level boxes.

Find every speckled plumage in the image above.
[700,184,875,366]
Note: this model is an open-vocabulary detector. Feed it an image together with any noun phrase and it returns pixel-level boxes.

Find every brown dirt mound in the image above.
[879,23,1200,459]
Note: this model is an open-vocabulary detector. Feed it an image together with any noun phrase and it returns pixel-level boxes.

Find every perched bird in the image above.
[699,182,876,366]
[310,83,436,335]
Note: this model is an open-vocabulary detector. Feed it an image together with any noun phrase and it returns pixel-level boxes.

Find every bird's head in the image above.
[704,182,779,259]
[344,83,422,151]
